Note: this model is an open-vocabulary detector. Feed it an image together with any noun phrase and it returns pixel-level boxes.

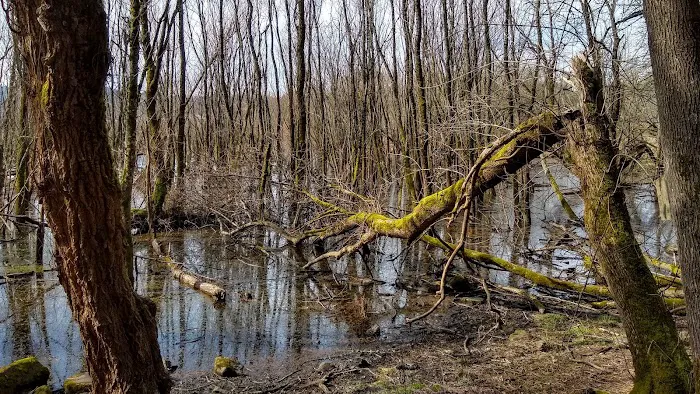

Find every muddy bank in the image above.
[172,302,641,393]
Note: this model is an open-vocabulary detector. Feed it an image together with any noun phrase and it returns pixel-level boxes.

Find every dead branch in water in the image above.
[165,258,227,302]
[151,239,226,302]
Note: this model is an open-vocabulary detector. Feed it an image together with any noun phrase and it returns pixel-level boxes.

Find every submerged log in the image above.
[165,258,226,302]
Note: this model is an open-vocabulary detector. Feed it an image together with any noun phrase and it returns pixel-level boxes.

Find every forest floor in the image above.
[171,297,643,394]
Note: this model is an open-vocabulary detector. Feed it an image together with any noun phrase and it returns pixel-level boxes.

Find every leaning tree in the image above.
[9,0,171,392]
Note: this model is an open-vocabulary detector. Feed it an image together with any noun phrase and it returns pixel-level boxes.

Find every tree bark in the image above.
[175,0,187,180]
[567,56,691,393]
[120,0,142,285]
[643,0,700,389]
[293,0,307,186]
[14,67,31,218]
[10,1,171,392]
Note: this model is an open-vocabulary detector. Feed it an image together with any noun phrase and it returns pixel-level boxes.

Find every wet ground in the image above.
[170,302,639,393]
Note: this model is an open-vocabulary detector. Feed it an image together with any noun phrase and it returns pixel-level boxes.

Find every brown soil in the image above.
[171,301,638,394]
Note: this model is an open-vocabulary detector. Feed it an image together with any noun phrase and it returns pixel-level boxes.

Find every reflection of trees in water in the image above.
[8,280,31,360]
[0,234,83,386]
[0,182,677,378]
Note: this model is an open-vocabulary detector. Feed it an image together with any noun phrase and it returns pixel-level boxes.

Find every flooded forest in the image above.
[1,0,700,393]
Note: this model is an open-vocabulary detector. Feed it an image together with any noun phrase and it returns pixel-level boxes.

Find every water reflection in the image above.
[484,159,676,286]
[0,163,678,389]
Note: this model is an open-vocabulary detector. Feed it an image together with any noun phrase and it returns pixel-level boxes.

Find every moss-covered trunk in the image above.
[120,0,142,284]
[14,79,31,217]
[567,56,691,393]
[141,4,171,219]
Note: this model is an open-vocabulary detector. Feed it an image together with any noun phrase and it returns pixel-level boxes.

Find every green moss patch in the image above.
[0,356,50,393]
[214,356,240,377]
[64,372,92,394]
[32,385,52,394]
[533,313,568,331]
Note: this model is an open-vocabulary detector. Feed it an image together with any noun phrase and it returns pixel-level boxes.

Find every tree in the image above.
[643,0,700,389]
[568,55,691,393]
[9,0,171,391]
[293,0,307,185]
[13,62,31,219]
[121,0,143,284]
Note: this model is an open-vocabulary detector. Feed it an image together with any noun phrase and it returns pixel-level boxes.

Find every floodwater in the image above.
[0,161,675,389]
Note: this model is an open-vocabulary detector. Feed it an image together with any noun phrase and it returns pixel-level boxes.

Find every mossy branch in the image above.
[420,235,611,298]
[303,110,581,267]
[541,157,580,222]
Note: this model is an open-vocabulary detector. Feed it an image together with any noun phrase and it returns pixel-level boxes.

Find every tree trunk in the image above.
[175,0,187,180]
[14,71,31,217]
[11,1,171,392]
[567,56,691,393]
[643,0,700,389]
[294,0,307,186]
[413,0,431,197]
[141,3,172,218]
[120,0,142,285]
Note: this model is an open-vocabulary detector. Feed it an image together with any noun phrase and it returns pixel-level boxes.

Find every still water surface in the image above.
[0,163,675,389]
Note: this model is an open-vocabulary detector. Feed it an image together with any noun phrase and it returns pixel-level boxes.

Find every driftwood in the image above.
[164,258,226,302]
[151,239,226,302]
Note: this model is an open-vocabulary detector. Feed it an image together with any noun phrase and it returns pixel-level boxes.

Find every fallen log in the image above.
[647,255,681,277]
[423,234,687,310]
[420,234,611,298]
[164,257,226,302]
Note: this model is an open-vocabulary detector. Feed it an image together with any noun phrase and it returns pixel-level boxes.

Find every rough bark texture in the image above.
[643,0,700,390]
[567,56,691,393]
[11,1,171,392]
[120,0,142,284]
[14,77,32,218]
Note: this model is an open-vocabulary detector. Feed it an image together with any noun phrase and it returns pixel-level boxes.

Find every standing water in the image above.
[0,162,676,389]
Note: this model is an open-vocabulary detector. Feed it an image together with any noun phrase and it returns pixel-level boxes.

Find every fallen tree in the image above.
[230,107,682,306]
[226,55,692,392]
[299,109,582,266]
